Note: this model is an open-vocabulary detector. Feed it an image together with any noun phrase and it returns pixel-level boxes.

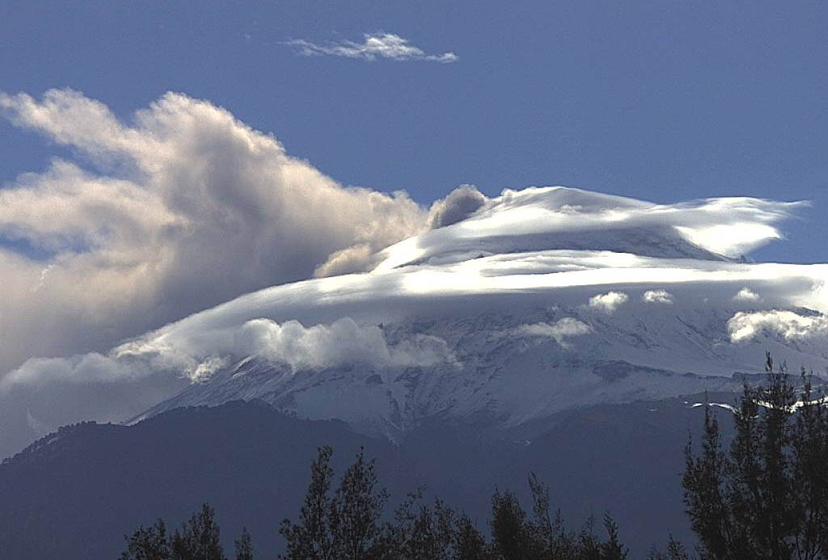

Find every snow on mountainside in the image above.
[123,187,828,439]
[4,187,827,447]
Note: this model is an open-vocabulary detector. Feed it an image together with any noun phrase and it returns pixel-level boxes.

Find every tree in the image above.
[453,514,490,560]
[280,446,335,560]
[171,503,225,560]
[647,536,689,560]
[601,513,628,560]
[383,491,456,560]
[684,354,828,560]
[234,528,254,560]
[280,447,388,560]
[120,505,239,560]
[329,448,388,560]
[490,489,533,560]
[120,519,171,560]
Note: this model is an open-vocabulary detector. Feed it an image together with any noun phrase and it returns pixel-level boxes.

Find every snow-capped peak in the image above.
[3,187,826,443]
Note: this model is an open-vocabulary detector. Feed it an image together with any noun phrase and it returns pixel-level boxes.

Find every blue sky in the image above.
[2,0,827,262]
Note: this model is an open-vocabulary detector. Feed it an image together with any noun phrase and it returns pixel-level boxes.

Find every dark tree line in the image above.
[120,503,253,560]
[120,447,631,560]
[121,353,828,559]
[279,447,630,560]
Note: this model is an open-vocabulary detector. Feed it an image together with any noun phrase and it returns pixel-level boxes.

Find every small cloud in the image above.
[286,32,458,63]
[642,289,674,304]
[733,287,761,302]
[727,310,828,343]
[588,291,629,313]
[515,318,592,348]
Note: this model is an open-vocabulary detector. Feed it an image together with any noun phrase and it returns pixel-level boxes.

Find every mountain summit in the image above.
[3,187,827,451]
[126,187,827,439]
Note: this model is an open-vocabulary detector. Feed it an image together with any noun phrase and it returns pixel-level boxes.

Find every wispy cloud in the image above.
[286,32,458,63]
[515,318,592,348]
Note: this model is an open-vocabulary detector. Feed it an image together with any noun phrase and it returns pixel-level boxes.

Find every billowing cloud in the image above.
[516,318,592,347]
[286,33,458,63]
[234,318,455,370]
[642,289,674,304]
[428,185,488,228]
[734,287,761,302]
[0,89,428,374]
[0,316,455,456]
[2,317,455,389]
[728,310,828,343]
[588,291,629,313]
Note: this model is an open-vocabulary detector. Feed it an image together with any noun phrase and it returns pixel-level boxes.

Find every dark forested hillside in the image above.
[0,397,727,559]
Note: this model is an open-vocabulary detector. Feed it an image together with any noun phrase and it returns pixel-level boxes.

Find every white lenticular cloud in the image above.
[516,318,592,347]
[642,289,674,304]
[734,287,761,302]
[728,310,828,343]
[0,89,429,374]
[589,291,629,313]
[376,186,804,271]
[286,33,458,63]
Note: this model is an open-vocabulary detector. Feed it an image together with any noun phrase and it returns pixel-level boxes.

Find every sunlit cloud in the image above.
[589,291,629,313]
[728,310,828,343]
[733,287,761,302]
[0,89,430,374]
[286,32,458,63]
[642,289,674,304]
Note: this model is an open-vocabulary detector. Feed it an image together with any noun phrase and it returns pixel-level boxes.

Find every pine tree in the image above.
[120,519,171,560]
[490,489,532,560]
[647,536,689,560]
[171,503,225,560]
[600,513,628,560]
[683,398,731,558]
[384,491,457,560]
[453,515,489,560]
[279,446,335,560]
[527,471,571,557]
[234,527,253,560]
[328,448,388,560]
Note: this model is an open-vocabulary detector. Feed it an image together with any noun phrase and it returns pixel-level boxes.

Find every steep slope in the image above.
[139,298,797,440]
